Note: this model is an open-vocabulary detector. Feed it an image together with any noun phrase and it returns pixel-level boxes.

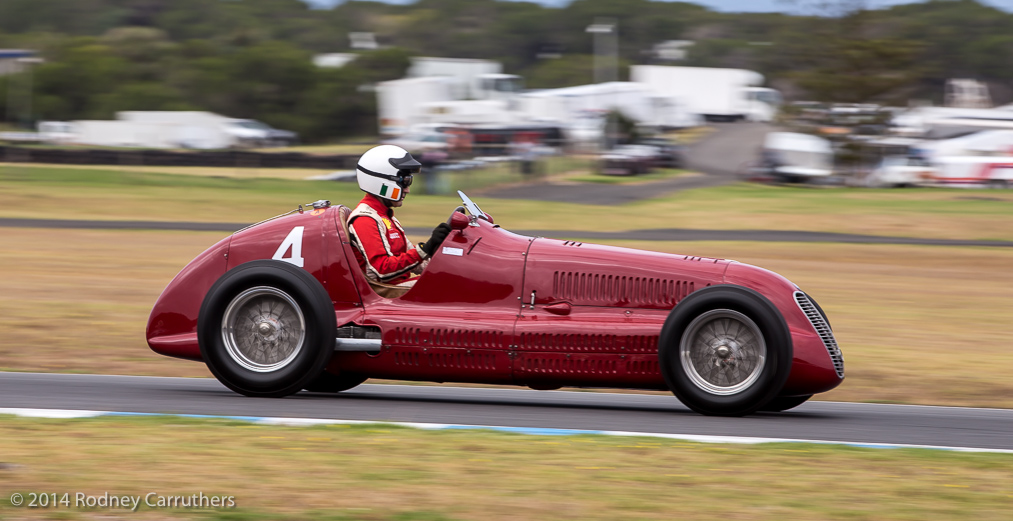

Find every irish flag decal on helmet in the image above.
[379,184,401,200]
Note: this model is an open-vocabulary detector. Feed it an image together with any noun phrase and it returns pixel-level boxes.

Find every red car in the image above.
[146,192,843,416]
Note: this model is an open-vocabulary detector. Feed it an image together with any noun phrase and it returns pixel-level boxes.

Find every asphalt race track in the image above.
[3,373,1011,451]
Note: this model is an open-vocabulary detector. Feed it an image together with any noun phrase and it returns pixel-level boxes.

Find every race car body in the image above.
[147,193,843,416]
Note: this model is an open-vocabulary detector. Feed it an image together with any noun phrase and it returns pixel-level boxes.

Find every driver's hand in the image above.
[420,223,452,256]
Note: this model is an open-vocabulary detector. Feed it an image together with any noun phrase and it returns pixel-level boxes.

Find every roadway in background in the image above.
[482,122,773,204]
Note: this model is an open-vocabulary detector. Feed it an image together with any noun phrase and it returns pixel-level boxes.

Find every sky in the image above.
[304,0,1013,13]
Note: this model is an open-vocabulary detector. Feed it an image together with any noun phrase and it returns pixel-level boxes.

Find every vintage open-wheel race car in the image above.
[146,191,843,416]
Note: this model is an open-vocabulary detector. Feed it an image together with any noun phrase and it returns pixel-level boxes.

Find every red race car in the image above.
[146,191,843,416]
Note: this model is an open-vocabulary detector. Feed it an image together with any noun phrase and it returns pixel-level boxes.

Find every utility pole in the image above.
[586,19,618,150]
[17,57,43,129]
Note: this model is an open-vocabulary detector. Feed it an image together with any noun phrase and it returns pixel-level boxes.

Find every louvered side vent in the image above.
[393,327,423,345]
[521,357,618,375]
[518,333,658,353]
[552,271,695,307]
[626,359,661,375]
[520,333,615,352]
[394,351,421,366]
[426,351,497,370]
[431,329,503,349]
[794,291,844,378]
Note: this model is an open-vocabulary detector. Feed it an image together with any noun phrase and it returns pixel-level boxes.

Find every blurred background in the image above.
[2,1,1013,519]
[2,0,1013,186]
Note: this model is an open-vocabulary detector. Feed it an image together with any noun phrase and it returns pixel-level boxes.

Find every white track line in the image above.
[1,407,1011,454]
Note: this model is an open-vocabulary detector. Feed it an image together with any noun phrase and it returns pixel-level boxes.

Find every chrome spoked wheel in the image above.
[221,286,306,373]
[679,309,766,396]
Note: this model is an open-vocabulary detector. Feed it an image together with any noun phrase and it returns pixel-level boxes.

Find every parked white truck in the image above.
[377,73,525,136]
[631,65,782,122]
[39,111,297,149]
[407,57,515,101]
[519,81,699,129]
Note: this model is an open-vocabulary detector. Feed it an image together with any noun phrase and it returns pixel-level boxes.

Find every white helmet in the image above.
[356,145,420,203]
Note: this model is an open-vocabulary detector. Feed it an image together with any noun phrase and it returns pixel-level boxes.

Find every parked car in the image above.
[147,192,844,416]
[599,144,660,175]
[226,120,298,148]
[637,137,684,168]
[867,156,935,187]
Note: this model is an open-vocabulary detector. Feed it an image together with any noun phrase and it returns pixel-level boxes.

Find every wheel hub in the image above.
[679,309,767,396]
[256,318,281,341]
[221,286,306,373]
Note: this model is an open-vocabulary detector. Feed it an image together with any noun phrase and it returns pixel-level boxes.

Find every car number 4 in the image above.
[272,226,305,268]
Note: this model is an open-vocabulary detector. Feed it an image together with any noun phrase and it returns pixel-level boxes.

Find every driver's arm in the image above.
[349,217,425,282]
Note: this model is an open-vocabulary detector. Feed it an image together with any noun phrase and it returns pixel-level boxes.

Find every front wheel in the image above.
[659,285,793,416]
[198,260,336,397]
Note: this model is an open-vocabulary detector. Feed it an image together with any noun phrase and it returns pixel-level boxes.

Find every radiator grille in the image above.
[794,291,844,378]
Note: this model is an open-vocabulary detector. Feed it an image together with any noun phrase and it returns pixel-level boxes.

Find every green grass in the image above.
[1,415,1011,520]
[3,164,1013,241]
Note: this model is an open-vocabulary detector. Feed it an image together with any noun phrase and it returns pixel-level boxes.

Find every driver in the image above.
[348,145,451,287]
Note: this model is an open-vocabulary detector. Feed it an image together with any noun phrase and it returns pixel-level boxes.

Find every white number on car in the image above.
[272,226,305,267]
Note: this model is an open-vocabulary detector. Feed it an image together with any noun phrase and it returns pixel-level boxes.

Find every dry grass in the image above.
[0,416,1011,521]
[0,228,216,378]
[2,227,1012,408]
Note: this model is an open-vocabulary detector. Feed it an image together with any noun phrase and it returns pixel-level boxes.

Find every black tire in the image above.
[304,371,368,393]
[760,394,812,412]
[198,260,335,397]
[659,285,793,416]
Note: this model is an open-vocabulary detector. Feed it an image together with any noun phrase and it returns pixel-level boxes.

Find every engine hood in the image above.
[524,237,732,309]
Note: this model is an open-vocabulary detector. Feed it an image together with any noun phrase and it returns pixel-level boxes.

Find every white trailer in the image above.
[376,77,455,137]
[415,99,518,127]
[70,120,179,148]
[519,81,698,128]
[117,111,235,149]
[911,130,1013,187]
[631,65,781,122]
[408,57,506,100]
[45,111,294,149]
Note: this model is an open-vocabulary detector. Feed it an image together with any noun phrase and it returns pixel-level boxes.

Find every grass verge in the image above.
[0,415,1011,521]
[3,165,1013,241]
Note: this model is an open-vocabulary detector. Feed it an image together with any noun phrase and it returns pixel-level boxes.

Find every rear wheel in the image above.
[659,285,792,416]
[198,260,335,397]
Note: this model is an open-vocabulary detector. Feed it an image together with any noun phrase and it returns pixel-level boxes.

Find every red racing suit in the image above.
[347,194,426,285]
